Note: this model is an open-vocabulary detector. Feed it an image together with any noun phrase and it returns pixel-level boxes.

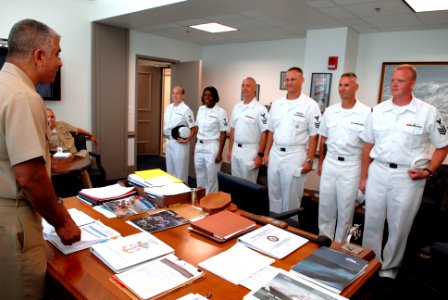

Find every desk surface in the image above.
[51,155,91,175]
[46,197,380,300]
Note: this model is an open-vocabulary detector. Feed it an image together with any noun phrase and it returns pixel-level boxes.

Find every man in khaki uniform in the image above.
[0,19,81,299]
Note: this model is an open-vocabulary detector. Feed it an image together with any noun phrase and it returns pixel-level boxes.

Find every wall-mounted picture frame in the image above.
[241,84,260,100]
[379,62,448,122]
[279,71,287,90]
[310,73,332,112]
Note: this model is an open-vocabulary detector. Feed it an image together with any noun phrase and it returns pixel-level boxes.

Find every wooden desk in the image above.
[46,197,381,300]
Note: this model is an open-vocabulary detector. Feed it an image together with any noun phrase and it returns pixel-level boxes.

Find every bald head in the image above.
[241,77,257,102]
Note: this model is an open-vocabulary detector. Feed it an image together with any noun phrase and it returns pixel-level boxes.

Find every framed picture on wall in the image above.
[378,62,448,122]
[279,71,287,90]
[310,73,332,112]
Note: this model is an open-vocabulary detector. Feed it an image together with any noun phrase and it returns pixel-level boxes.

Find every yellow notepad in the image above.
[134,169,182,182]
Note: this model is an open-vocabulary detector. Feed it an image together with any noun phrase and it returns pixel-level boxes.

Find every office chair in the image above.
[73,133,106,187]
[217,171,269,216]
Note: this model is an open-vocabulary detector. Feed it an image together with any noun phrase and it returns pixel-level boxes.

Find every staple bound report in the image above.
[238,224,308,259]
[290,246,368,294]
[90,231,174,273]
[111,253,204,300]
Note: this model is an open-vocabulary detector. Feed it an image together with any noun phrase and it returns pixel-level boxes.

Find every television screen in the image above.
[0,46,61,101]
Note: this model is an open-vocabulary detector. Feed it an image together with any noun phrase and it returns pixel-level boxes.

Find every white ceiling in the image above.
[97,0,448,45]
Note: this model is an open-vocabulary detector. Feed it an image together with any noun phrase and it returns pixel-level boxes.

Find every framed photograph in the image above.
[310,73,332,112]
[241,84,260,100]
[280,71,287,90]
[379,62,448,121]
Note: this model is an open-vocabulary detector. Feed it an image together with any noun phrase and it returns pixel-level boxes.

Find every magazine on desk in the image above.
[290,246,368,294]
[238,224,309,259]
[244,270,349,300]
[43,208,121,255]
[90,231,174,273]
[128,209,189,234]
[101,195,155,218]
[111,253,204,300]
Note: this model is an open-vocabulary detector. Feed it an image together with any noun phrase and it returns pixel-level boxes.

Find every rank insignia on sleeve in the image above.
[436,119,446,135]
[314,115,320,129]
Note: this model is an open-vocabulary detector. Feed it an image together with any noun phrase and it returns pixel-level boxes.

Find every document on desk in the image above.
[111,253,204,300]
[144,182,191,197]
[198,243,275,285]
[43,208,121,255]
[244,270,349,300]
[238,224,308,259]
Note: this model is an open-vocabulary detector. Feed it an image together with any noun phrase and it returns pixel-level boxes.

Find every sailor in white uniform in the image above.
[265,67,321,214]
[163,85,197,182]
[317,72,370,243]
[228,77,268,183]
[360,64,448,279]
[194,86,229,194]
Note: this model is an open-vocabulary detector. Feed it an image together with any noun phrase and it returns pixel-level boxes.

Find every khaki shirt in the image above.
[0,62,50,201]
[49,121,78,153]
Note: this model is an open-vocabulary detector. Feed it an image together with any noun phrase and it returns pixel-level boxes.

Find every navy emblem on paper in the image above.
[314,115,320,129]
[261,113,267,125]
[436,119,446,135]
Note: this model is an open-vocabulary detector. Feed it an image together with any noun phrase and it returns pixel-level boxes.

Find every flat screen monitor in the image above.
[0,46,61,101]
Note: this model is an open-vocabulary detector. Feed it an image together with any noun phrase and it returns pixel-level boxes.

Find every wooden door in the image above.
[136,65,162,155]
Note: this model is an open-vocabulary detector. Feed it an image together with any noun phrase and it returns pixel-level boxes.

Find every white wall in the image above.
[355,28,448,108]
[202,38,306,114]
[128,31,203,132]
[0,0,92,131]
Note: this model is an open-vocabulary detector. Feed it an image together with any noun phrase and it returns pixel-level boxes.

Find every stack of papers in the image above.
[198,243,275,285]
[43,208,121,255]
[78,183,137,205]
[101,195,155,218]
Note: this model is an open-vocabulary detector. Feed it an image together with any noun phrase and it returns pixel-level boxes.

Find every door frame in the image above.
[134,55,179,169]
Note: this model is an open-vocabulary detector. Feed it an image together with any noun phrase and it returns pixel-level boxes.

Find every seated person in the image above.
[46,108,98,155]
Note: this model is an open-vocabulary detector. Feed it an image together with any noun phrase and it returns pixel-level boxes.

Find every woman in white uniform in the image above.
[194,86,229,194]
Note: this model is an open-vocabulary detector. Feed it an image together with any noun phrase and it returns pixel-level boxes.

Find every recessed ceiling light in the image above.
[403,0,448,12]
[189,22,238,33]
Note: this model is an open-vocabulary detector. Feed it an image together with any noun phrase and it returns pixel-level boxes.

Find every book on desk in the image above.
[111,253,204,300]
[290,246,368,294]
[128,209,189,234]
[90,231,174,273]
[244,270,349,300]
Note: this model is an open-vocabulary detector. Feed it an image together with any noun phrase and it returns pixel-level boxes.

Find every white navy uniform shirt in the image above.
[267,94,321,146]
[319,100,371,157]
[230,98,268,144]
[163,101,196,137]
[196,104,229,140]
[360,97,448,165]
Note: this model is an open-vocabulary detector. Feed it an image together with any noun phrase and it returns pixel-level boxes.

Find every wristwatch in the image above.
[306,159,313,165]
[257,152,264,157]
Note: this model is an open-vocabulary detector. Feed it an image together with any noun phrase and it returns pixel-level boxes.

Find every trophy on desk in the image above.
[341,223,364,255]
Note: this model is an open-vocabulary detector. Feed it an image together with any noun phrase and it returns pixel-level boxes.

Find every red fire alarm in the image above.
[328,56,338,70]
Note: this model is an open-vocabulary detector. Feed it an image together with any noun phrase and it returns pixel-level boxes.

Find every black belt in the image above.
[280,147,286,152]
[338,156,345,161]
[389,163,398,169]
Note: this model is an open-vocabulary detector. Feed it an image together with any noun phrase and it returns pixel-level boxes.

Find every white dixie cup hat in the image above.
[410,153,432,169]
